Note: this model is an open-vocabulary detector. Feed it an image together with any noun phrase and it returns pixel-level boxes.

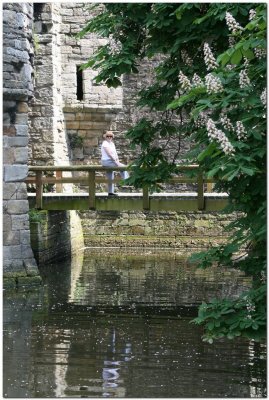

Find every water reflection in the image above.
[3,249,266,398]
[43,249,252,311]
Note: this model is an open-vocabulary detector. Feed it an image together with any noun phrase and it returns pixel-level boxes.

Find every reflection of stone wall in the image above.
[80,210,237,249]
[30,210,84,265]
[3,3,39,280]
[70,250,252,307]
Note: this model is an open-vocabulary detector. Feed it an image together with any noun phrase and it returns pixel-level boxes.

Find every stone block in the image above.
[7,136,28,147]
[3,230,20,246]
[3,245,22,260]
[61,8,74,16]
[79,121,92,129]
[3,148,15,164]
[42,131,54,142]
[4,165,28,182]
[66,121,80,129]
[17,102,29,113]
[20,230,31,245]
[3,182,17,200]
[7,200,29,214]
[64,113,76,121]
[90,121,108,130]
[40,105,54,115]
[65,37,77,46]
[3,125,16,136]
[91,113,112,122]
[3,215,12,232]
[11,214,29,230]
[14,147,28,163]
[84,138,99,147]
[72,147,84,160]
[3,113,11,125]
[32,117,54,130]
[21,244,35,258]
[22,259,39,276]
[60,24,71,33]
[15,114,28,125]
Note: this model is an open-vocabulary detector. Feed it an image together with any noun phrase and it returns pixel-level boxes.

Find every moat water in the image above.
[3,249,266,398]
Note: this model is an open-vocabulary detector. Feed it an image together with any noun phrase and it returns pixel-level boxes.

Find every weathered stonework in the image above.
[3,3,238,284]
[3,3,39,283]
[79,210,237,250]
[30,210,84,265]
[28,3,69,168]
[28,3,190,174]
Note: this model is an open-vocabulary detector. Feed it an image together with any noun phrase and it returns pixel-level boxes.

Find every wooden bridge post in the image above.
[88,170,96,210]
[56,170,63,193]
[36,171,43,209]
[197,170,205,210]
[143,186,150,210]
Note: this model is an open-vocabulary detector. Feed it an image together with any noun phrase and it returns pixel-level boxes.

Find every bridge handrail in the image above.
[28,164,200,172]
[25,164,214,211]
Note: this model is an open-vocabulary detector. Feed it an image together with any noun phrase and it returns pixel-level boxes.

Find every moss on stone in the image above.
[3,274,42,289]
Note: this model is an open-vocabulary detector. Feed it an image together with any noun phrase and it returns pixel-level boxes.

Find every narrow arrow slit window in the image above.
[76,66,83,101]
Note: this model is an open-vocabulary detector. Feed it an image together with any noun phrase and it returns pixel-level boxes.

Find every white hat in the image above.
[104,131,115,138]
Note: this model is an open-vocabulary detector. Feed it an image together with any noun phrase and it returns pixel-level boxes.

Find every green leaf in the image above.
[207,166,221,178]
[217,52,231,67]
[230,49,243,65]
[197,142,216,162]
[241,48,255,59]
[240,166,255,176]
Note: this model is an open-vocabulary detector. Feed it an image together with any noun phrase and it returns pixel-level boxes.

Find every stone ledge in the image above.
[63,105,122,113]
[3,275,42,289]
[3,88,30,100]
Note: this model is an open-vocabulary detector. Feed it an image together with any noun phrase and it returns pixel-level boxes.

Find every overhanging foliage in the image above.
[78,3,266,342]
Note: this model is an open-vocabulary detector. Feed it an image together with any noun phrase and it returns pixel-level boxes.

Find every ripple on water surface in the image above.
[3,249,266,398]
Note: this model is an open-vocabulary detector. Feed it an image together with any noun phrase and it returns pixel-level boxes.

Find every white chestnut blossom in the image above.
[205,73,223,94]
[192,73,204,88]
[206,118,235,155]
[226,64,236,71]
[181,49,193,66]
[254,47,266,59]
[203,42,219,71]
[228,36,236,48]
[243,57,249,68]
[236,121,247,140]
[239,69,251,88]
[178,70,192,91]
[249,9,256,21]
[220,115,235,132]
[260,89,266,107]
[109,35,122,55]
[225,12,243,34]
[194,112,208,128]
[246,301,256,313]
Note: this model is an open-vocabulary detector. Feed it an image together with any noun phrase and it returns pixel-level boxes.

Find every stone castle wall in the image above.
[28,3,190,171]
[28,3,69,167]
[3,2,39,281]
[79,210,236,250]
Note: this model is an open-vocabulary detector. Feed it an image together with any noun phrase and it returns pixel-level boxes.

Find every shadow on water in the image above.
[3,248,266,398]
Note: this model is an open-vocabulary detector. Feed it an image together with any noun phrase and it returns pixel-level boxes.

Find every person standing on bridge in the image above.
[101,130,129,196]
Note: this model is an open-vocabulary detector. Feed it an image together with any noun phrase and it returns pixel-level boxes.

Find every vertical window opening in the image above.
[33,3,45,20]
[76,66,84,101]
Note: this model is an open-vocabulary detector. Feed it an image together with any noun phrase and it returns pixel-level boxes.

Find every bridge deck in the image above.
[28,192,229,211]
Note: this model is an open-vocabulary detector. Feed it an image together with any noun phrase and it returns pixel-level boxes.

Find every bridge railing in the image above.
[25,164,215,210]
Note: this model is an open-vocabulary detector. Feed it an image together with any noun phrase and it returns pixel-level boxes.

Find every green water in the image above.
[3,249,266,397]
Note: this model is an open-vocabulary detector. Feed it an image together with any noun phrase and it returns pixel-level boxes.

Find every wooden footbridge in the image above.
[25,165,229,212]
